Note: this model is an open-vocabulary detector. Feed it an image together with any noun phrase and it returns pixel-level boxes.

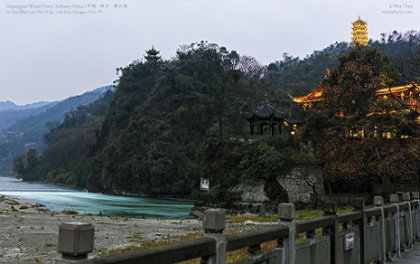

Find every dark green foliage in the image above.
[12,149,40,181]
[196,136,299,205]
[303,47,420,193]
[374,30,420,82]
[238,137,296,180]
[14,32,420,200]
[13,90,114,186]
[265,42,350,98]
[265,31,420,99]
[84,42,267,196]
[322,47,400,119]
[17,42,269,197]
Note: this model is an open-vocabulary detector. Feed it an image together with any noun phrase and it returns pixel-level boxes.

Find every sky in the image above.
[0,0,418,105]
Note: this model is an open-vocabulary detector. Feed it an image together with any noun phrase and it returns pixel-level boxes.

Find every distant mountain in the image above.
[0,100,52,112]
[0,101,17,111]
[0,102,58,130]
[0,85,114,175]
[7,85,114,145]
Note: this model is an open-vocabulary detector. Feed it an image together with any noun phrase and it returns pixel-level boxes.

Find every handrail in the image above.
[92,237,216,264]
[56,192,420,264]
[295,216,335,233]
[226,225,289,251]
[383,204,397,214]
[365,207,382,218]
[400,202,409,210]
[337,211,361,223]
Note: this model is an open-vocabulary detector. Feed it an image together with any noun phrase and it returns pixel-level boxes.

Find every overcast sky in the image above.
[0,0,418,105]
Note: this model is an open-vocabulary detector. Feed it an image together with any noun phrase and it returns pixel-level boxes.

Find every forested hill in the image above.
[18,42,268,194]
[7,85,113,145]
[13,89,115,182]
[0,102,57,130]
[0,86,113,175]
[267,31,420,98]
[15,31,420,198]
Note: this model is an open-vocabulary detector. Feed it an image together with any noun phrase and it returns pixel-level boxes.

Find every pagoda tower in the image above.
[352,17,368,46]
[144,46,161,62]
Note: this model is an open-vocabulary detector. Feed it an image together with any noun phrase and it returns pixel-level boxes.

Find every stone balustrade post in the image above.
[323,201,338,264]
[353,198,365,264]
[55,222,94,264]
[403,193,413,248]
[278,203,295,264]
[201,209,226,264]
[390,194,401,257]
[412,192,420,240]
[374,195,386,263]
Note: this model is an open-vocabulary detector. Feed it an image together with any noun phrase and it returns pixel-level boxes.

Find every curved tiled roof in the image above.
[243,99,286,121]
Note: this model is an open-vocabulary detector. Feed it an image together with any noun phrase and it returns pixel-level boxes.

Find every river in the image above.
[0,176,194,218]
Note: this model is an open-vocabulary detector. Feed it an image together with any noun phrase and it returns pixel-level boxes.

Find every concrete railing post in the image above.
[390,194,401,257]
[201,209,226,264]
[353,198,365,264]
[374,195,386,263]
[403,193,413,248]
[412,191,420,241]
[56,222,94,264]
[323,201,338,264]
[278,203,295,264]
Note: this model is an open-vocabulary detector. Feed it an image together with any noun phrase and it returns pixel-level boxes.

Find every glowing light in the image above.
[352,17,368,46]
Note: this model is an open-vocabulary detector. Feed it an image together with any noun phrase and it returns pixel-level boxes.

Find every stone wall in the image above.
[231,167,324,211]
[231,180,269,203]
[278,167,324,203]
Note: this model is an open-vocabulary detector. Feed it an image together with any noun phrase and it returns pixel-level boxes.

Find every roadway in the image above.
[390,244,420,264]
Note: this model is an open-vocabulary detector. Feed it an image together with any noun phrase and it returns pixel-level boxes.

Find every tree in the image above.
[308,47,419,192]
[321,47,395,119]
[12,155,25,176]
[238,55,264,79]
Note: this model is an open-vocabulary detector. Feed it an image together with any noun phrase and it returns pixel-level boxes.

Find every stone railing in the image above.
[54,192,420,264]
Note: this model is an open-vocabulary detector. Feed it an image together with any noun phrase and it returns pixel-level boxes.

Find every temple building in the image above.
[352,17,368,46]
[292,17,419,132]
[243,96,299,136]
[292,80,420,132]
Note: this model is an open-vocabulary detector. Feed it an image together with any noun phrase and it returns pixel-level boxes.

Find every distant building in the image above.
[243,95,300,136]
[292,76,420,135]
[144,46,161,62]
[352,17,368,46]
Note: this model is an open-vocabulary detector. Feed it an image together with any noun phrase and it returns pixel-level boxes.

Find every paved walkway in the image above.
[390,244,420,263]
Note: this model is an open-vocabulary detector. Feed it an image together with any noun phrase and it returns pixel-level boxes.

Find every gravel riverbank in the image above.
[0,195,270,264]
[0,195,202,263]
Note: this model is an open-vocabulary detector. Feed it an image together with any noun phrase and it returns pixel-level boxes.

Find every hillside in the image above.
[13,90,115,182]
[0,86,113,174]
[266,31,420,99]
[14,31,420,198]
[7,85,113,145]
[0,102,57,130]
[16,43,269,194]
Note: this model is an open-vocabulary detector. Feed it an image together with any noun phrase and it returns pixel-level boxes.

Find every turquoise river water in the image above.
[0,176,194,218]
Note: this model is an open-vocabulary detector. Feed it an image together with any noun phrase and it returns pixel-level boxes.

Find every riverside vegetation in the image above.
[13,31,420,205]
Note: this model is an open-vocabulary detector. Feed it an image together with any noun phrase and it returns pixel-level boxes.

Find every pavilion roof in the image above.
[243,98,287,121]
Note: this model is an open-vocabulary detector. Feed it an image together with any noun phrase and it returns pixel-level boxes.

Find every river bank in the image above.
[0,195,202,263]
[0,195,271,264]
